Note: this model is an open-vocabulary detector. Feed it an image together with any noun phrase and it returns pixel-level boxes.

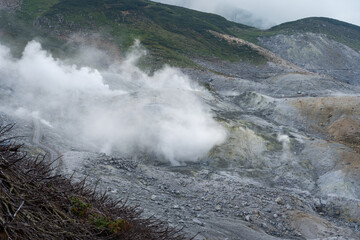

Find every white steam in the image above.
[277,134,291,161]
[0,40,226,165]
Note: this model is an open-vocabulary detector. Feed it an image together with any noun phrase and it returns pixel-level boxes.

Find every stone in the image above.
[275,197,284,205]
[193,218,204,226]
[194,206,202,211]
[150,195,157,201]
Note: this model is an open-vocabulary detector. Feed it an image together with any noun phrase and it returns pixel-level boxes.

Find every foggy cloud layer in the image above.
[153,0,360,29]
[0,40,226,165]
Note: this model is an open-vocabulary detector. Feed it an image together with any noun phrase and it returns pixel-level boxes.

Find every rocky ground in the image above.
[1,24,360,239]
[58,151,360,240]
[2,57,360,239]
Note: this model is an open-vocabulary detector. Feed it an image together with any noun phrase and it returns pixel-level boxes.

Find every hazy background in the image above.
[0,40,226,165]
[152,0,360,29]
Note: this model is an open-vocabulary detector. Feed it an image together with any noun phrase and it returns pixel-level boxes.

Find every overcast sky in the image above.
[153,0,360,29]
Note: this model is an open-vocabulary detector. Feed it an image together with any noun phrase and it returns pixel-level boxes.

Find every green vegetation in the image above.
[203,82,217,92]
[70,197,132,234]
[21,0,60,20]
[91,215,132,234]
[0,0,267,67]
[70,197,92,217]
[43,0,267,65]
[1,1,359,68]
[0,10,74,58]
[0,125,185,239]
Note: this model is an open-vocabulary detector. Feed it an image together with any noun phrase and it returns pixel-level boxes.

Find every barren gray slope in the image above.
[259,33,360,85]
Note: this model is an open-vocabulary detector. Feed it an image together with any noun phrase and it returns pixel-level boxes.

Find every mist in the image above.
[153,0,360,29]
[0,40,226,165]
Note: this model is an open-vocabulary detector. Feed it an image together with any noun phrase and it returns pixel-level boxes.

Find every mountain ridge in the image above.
[268,17,360,51]
[1,0,360,69]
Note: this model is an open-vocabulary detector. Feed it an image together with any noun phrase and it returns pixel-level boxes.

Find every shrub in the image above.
[0,124,186,240]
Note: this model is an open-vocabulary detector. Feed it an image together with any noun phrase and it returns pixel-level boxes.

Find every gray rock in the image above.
[275,197,284,205]
[194,206,202,211]
[193,218,204,226]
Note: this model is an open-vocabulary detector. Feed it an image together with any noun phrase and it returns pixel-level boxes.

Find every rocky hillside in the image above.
[0,0,21,11]
[260,18,360,84]
[269,17,360,51]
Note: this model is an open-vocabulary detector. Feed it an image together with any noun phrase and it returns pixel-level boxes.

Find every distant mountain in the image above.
[152,0,272,29]
[269,17,360,51]
[260,17,360,84]
[0,1,359,74]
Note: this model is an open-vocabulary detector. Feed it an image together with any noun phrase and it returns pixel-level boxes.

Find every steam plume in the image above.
[0,40,226,165]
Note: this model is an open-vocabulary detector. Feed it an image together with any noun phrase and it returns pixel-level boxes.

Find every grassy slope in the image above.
[0,6,73,58]
[50,0,270,65]
[1,1,360,68]
[0,0,267,67]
